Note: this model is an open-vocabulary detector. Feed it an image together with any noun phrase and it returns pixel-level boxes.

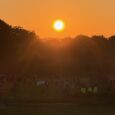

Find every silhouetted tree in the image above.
[1,19,115,98]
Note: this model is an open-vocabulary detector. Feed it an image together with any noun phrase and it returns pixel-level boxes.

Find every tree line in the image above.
[0,19,115,78]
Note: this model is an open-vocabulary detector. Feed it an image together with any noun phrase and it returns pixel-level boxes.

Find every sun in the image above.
[53,19,65,32]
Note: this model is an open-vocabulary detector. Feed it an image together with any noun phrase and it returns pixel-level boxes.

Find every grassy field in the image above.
[0,102,115,115]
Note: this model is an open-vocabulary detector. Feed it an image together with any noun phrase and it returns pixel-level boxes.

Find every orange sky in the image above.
[1,0,115,38]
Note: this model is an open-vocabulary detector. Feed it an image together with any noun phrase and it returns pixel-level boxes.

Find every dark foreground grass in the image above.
[0,102,115,115]
[0,96,115,115]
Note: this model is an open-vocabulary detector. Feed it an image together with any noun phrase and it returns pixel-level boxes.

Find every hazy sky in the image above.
[1,0,115,38]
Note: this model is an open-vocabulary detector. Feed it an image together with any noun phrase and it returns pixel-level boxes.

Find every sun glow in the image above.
[53,20,65,32]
